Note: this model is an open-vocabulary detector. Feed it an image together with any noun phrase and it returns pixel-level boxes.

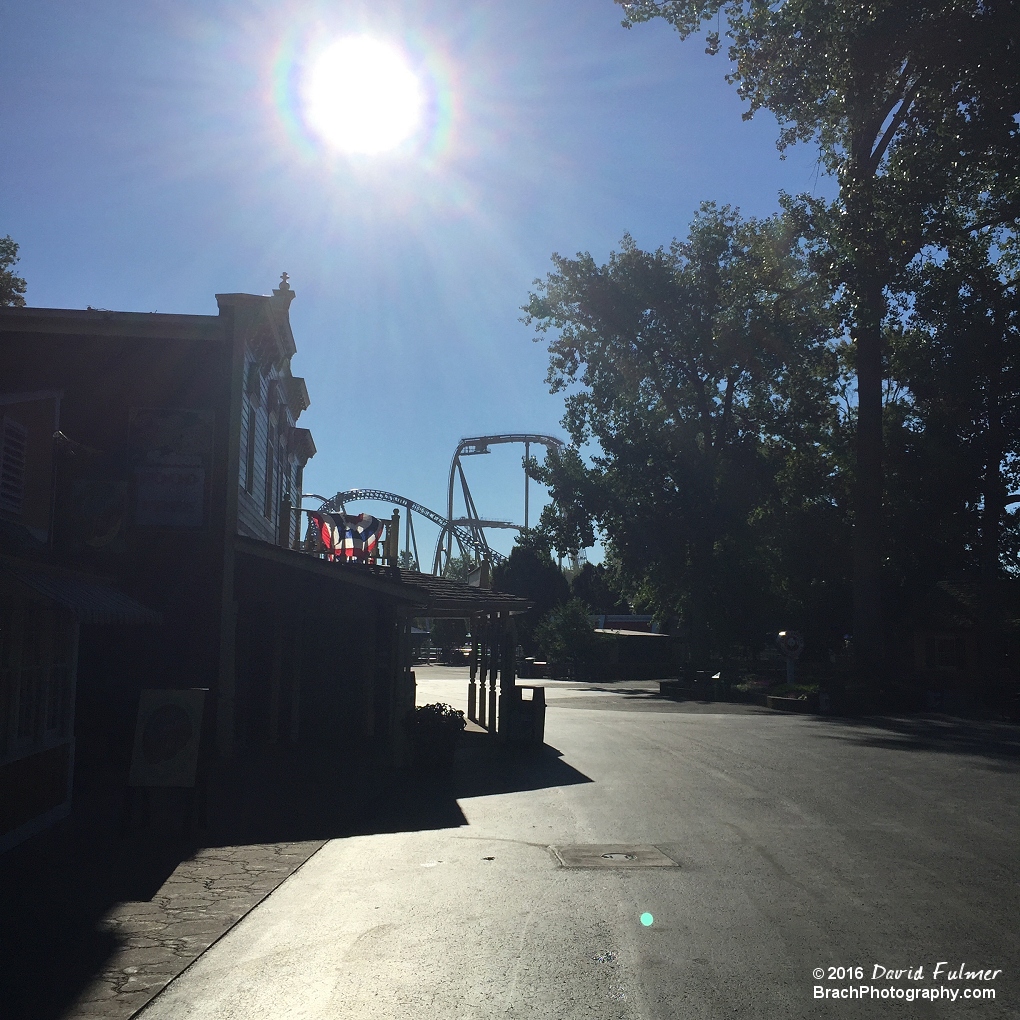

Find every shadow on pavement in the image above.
[814,714,1020,769]
[0,732,592,1020]
[549,689,772,713]
[352,732,593,836]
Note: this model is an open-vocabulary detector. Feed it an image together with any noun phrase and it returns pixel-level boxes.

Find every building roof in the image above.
[395,570,531,617]
[0,305,222,341]
[234,537,530,616]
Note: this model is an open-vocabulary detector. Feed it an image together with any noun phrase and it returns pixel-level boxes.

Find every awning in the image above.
[1,561,160,625]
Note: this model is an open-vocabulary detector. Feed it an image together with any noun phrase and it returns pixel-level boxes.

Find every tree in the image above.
[886,216,1020,690]
[0,236,26,307]
[492,530,570,653]
[615,0,1020,671]
[570,562,630,615]
[525,204,845,661]
[442,553,477,581]
[535,598,605,679]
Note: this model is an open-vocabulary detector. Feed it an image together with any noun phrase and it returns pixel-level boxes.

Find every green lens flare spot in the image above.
[640,912,654,927]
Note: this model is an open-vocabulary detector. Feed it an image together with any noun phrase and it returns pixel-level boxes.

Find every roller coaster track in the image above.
[314,489,506,574]
[306,434,567,576]
[445,434,564,569]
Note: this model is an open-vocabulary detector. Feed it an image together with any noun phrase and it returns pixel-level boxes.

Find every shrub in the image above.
[403,703,466,768]
[535,598,604,679]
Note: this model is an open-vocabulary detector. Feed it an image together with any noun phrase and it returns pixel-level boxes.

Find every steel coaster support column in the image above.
[407,511,420,571]
[524,441,530,531]
[456,459,490,557]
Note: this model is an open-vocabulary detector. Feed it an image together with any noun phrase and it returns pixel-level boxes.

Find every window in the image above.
[1,608,76,763]
[244,400,257,494]
[0,417,28,517]
[242,361,259,495]
[264,415,277,519]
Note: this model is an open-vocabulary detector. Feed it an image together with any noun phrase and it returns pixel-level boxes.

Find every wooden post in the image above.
[477,616,489,729]
[488,613,500,735]
[467,614,478,723]
[386,510,400,565]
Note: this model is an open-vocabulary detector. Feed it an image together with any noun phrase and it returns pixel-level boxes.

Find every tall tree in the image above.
[0,236,27,307]
[492,530,570,653]
[615,0,1020,671]
[888,217,1020,687]
[525,204,844,661]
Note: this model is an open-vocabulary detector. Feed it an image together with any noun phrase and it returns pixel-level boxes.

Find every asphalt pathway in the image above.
[137,667,1019,1019]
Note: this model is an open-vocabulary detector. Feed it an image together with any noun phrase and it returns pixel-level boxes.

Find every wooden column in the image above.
[488,613,500,735]
[467,613,478,722]
[477,616,489,729]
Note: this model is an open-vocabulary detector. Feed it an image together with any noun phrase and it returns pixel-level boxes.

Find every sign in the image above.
[129,408,213,529]
[134,464,205,528]
[128,688,206,787]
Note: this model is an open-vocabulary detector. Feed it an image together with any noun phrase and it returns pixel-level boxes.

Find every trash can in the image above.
[501,686,546,745]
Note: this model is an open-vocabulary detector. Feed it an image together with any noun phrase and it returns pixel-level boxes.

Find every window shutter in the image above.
[0,418,28,517]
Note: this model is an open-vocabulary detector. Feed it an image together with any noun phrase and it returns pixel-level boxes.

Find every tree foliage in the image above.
[0,236,27,307]
[615,0,1020,669]
[535,598,605,679]
[492,530,570,653]
[525,204,848,661]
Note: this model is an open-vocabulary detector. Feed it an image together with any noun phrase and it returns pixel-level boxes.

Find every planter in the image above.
[767,694,818,713]
[659,680,688,699]
[404,703,466,770]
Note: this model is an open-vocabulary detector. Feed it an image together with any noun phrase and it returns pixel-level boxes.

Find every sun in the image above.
[303,36,425,155]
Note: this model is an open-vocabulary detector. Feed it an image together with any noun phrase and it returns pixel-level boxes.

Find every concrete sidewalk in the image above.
[0,747,389,1020]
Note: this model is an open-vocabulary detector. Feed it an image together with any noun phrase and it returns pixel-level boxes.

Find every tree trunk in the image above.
[852,276,886,679]
[979,320,1006,704]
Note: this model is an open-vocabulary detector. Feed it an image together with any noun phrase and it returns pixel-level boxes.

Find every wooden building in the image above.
[0,279,529,850]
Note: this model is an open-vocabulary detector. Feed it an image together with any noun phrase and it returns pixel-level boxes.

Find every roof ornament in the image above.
[272,272,296,313]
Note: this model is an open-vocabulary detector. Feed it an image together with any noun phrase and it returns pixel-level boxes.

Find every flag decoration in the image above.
[308,511,384,561]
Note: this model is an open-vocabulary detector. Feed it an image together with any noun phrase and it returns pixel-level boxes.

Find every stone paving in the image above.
[69,840,327,1019]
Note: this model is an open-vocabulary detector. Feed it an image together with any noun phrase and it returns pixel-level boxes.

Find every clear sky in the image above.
[1,0,833,563]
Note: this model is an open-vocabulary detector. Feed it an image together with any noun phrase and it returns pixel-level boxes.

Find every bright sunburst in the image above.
[303,36,424,155]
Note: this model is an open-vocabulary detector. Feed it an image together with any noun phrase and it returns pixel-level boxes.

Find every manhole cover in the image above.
[551,845,679,868]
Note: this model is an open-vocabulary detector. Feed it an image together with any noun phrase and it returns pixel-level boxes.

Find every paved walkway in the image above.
[2,667,766,1020]
[70,840,327,1018]
[1,748,386,1020]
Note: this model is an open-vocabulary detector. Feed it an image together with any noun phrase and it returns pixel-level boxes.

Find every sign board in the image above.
[134,464,205,528]
[129,408,213,529]
[128,688,206,787]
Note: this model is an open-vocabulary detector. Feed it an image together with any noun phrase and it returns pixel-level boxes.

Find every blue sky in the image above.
[1,0,833,561]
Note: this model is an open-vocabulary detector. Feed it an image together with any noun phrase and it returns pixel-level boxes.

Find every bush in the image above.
[535,598,604,679]
[403,703,466,768]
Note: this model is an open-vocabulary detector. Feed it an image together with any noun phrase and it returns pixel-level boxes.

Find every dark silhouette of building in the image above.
[0,278,529,851]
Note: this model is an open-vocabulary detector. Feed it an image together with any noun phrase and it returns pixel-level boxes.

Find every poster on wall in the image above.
[128,688,207,788]
[129,408,213,529]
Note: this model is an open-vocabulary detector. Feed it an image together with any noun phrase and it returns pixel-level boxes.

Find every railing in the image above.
[289,502,402,569]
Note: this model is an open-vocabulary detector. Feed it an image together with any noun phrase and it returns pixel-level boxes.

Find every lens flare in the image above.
[640,912,654,927]
[303,36,424,155]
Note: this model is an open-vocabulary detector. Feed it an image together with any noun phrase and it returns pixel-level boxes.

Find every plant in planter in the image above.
[404,702,467,768]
